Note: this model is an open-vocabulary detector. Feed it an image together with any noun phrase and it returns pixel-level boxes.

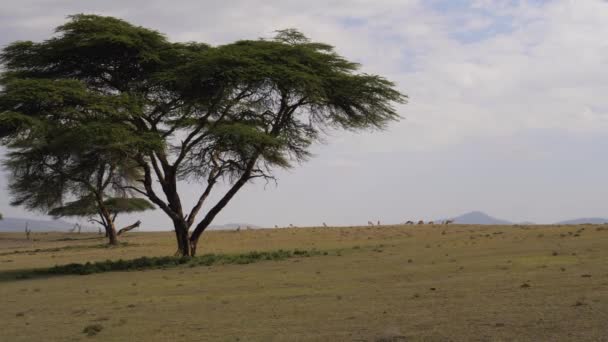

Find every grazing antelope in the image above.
[405,221,414,225]
[428,221,434,225]
[417,220,424,225]
[368,221,374,226]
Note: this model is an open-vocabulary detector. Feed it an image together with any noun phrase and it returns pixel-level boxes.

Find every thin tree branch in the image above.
[137,158,181,221]
[186,172,221,228]
[189,157,258,243]
[122,185,148,196]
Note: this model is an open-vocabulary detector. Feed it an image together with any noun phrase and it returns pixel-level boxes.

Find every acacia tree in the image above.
[49,196,153,237]
[0,15,406,256]
[0,78,156,244]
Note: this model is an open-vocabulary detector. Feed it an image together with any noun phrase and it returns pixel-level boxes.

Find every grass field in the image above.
[1,224,608,341]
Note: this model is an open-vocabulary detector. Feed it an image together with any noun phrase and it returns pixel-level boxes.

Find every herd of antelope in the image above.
[269,219,456,229]
[368,219,454,226]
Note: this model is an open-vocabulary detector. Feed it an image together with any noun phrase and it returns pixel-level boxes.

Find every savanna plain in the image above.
[1,224,607,341]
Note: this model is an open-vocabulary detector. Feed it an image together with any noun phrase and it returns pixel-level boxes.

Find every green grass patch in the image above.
[2,248,326,280]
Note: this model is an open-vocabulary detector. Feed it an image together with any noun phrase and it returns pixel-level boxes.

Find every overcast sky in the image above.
[1,0,608,228]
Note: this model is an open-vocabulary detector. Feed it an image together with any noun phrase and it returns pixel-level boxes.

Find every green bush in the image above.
[18,248,324,278]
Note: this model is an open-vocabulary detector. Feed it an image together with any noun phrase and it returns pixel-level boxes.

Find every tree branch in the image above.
[122,185,148,196]
[136,156,181,221]
[89,218,105,226]
[189,157,258,243]
[172,86,255,170]
[185,171,221,228]
[149,152,166,185]
[117,220,142,236]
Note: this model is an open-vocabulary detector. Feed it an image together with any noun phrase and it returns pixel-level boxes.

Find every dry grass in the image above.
[1,224,608,341]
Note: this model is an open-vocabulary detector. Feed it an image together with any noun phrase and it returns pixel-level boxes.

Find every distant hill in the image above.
[0,217,82,232]
[439,211,512,225]
[437,212,608,225]
[555,218,608,225]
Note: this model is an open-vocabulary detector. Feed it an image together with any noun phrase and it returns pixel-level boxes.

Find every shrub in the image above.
[15,248,326,279]
[83,324,103,336]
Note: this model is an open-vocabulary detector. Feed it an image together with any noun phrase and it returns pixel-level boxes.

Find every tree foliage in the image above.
[48,196,154,217]
[0,15,406,255]
[0,30,156,244]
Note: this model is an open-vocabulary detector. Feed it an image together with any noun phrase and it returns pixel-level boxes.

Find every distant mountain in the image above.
[208,223,259,230]
[0,217,82,232]
[555,218,608,225]
[518,221,536,225]
[439,211,512,225]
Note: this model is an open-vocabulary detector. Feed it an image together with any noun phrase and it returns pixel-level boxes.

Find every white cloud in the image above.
[371,0,608,150]
[1,0,608,225]
[3,1,606,149]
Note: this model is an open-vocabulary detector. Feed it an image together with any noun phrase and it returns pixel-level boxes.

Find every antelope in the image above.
[428,221,435,225]
[444,220,454,225]
[322,222,328,227]
[417,220,424,225]
[405,221,414,225]
[368,221,374,226]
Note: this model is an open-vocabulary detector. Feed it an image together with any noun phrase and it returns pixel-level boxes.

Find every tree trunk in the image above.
[188,173,252,256]
[98,205,119,246]
[106,224,118,245]
[189,238,199,257]
[188,222,209,257]
[173,220,191,256]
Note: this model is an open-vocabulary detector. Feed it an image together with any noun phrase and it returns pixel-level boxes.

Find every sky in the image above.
[1,0,608,229]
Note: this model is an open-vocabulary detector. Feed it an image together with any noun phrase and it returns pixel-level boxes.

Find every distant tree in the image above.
[49,196,153,238]
[0,15,406,255]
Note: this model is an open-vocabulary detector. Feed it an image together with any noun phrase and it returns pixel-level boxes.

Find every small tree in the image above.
[49,196,153,238]
[0,16,406,255]
[4,143,153,245]
[0,79,156,244]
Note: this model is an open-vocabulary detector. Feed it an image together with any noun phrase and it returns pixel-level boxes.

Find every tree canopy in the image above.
[0,64,156,244]
[0,15,406,255]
